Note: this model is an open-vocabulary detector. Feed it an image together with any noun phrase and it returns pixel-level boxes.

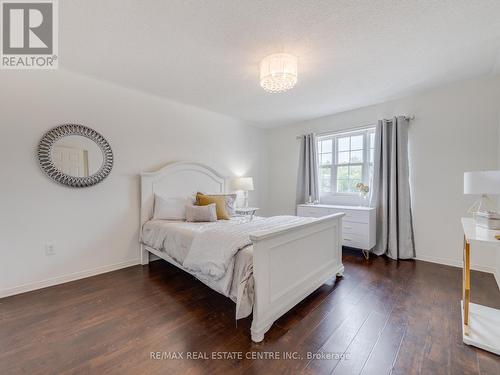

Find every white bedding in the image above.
[183,215,316,278]
[141,215,316,319]
[141,219,206,264]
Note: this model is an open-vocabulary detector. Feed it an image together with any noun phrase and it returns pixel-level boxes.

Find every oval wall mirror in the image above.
[38,124,113,188]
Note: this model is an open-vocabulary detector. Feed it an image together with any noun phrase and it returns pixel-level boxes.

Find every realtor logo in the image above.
[1,0,58,69]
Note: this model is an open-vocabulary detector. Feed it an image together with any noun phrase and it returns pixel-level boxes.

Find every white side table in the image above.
[461,217,500,355]
[235,207,259,220]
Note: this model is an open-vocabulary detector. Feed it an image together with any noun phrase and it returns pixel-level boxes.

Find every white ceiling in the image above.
[62,0,500,127]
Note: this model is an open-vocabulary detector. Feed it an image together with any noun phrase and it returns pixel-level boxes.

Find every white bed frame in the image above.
[140,162,344,342]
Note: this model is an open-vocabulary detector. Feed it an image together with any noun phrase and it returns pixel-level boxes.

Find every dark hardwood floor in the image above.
[1,249,500,375]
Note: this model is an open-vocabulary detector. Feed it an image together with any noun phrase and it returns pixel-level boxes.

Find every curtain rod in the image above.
[296,115,415,140]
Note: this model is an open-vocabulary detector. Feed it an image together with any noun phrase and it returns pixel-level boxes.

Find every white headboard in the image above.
[140,161,226,229]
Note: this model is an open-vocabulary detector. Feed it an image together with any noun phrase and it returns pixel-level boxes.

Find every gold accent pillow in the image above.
[196,193,230,220]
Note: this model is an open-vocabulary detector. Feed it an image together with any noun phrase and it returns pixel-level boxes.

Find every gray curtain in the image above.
[296,133,319,204]
[369,117,415,259]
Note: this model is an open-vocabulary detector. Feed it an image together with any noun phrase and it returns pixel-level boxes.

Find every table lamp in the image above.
[231,177,254,208]
[464,170,500,228]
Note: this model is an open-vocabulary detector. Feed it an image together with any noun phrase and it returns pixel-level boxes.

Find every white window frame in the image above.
[317,127,375,201]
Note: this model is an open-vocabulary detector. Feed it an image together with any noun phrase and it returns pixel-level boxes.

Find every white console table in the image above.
[461,217,500,355]
[297,204,376,257]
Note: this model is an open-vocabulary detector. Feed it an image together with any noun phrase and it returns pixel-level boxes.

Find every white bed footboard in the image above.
[249,213,344,342]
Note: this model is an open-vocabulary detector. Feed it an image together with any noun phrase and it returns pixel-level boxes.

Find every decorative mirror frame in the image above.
[37,124,113,188]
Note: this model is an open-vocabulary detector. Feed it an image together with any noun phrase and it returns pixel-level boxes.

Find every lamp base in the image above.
[468,194,496,217]
[243,190,249,208]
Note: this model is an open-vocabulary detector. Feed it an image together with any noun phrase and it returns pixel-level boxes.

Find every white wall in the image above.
[267,75,500,272]
[0,69,268,297]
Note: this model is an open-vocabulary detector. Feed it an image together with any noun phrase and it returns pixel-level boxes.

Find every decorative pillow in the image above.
[153,195,191,220]
[186,203,217,222]
[196,193,230,220]
[200,193,237,216]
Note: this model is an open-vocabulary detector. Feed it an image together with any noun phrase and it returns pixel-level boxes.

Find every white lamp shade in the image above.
[464,170,500,195]
[231,177,254,191]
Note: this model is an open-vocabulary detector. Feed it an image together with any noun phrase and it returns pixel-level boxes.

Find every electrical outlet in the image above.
[44,243,55,256]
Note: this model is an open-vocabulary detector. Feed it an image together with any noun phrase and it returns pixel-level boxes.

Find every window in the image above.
[318,128,375,196]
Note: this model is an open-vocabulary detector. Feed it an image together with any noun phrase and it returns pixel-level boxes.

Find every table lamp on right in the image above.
[464,170,500,229]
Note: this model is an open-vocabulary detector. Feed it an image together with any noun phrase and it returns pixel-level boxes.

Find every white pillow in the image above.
[185,203,217,222]
[153,195,191,220]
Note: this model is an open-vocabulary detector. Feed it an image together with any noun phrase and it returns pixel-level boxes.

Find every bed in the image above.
[140,162,344,342]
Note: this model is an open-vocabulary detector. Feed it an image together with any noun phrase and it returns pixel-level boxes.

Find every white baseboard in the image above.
[414,255,496,274]
[3,255,497,299]
[0,258,140,299]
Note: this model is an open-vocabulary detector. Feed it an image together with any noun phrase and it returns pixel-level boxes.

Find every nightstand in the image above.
[297,204,376,259]
[461,217,500,354]
[235,207,259,220]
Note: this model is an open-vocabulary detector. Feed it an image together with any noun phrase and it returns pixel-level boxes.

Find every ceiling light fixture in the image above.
[259,53,298,93]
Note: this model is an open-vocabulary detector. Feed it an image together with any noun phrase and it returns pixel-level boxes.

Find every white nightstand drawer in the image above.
[329,209,368,224]
[297,206,368,224]
[296,206,331,217]
[343,233,369,249]
[342,221,368,234]
[345,210,369,224]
